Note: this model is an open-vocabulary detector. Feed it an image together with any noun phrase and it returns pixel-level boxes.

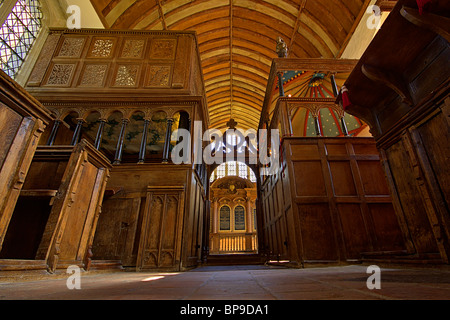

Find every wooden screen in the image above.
[261,137,405,265]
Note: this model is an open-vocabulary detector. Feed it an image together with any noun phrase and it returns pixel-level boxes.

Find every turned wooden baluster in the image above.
[113,118,129,165]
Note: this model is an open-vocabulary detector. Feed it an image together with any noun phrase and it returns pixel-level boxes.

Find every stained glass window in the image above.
[0,0,43,78]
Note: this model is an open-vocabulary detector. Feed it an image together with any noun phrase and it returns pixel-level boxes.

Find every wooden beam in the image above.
[288,0,307,56]
[229,0,234,120]
[336,0,372,58]
[156,0,167,30]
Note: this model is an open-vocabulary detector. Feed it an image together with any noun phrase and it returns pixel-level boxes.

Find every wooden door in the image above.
[136,186,184,271]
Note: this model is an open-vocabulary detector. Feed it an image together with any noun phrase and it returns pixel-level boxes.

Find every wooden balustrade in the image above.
[210,233,257,254]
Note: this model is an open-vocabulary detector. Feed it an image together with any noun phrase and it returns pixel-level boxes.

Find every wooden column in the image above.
[313,116,322,136]
[340,117,349,136]
[162,118,174,163]
[94,119,106,150]
[246,197,253,233]
[46,120,61,146]
[70,118,84,146]
[277,72,285,97]
[138,118,150,164]
[212,197,218,234]
[113,118,128,165]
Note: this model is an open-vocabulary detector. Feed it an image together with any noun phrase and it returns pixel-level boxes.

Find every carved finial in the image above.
[276,37,288,58]
[226,118,238,129]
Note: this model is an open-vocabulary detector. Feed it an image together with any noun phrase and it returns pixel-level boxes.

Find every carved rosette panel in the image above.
[149,39,176,60]
[114,65,139,87]
[58,37,85,57]
[79,64,108,87]
[121,39,145,59]
[147,65,171,87]
[46,63,75,86]
[89,39,114,58]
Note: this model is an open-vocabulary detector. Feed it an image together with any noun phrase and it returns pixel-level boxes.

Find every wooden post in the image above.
[46,120,61,146]
[162,118,173,163]
[246,197,253,233]
[113,118,128,165]
[138,119,150,164]
[94,119,106,150]
[277,72,285,97]
[330,74,339,97]
[70,119,84,146]
[313,116,322,136]
[340,117,349,136]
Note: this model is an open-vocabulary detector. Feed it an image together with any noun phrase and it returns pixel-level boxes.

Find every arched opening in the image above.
[209,161,258,256]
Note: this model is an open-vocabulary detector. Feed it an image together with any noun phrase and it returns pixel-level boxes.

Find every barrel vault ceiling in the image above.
[90,0,371,131]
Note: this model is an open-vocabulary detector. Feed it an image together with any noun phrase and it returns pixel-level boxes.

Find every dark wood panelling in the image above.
[261,137,404,266]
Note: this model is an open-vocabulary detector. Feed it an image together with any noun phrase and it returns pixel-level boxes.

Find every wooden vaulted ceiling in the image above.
[90,0,371,131]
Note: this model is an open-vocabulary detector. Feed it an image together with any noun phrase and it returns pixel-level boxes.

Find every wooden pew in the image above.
[0,70,53,258]
[0,139,111,273]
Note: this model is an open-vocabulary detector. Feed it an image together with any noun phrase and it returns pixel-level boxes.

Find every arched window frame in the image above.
[210,161,257,183]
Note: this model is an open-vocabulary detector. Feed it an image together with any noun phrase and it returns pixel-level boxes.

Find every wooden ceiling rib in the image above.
[90,0,370,131]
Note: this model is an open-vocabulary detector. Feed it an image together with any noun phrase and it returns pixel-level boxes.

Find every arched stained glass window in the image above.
[234,205,245,231]
[0,0,43,78]
[219,206,230,231]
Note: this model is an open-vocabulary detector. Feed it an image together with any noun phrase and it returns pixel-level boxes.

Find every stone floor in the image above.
[1,264,450,301]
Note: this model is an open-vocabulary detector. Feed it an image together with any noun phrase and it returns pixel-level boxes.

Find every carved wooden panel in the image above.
[78,64,109,87]
[25,30,202,95]
[149,39,176,60]
[92,197,141,265]
[45,63,76,86]
[57,37,86,58]
[88,38,116,58]
[137,186,184,270]
[120,39,146,59]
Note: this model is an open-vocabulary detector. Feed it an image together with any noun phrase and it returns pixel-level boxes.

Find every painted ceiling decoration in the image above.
[90,0,371,131]
[270,69,366,136]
